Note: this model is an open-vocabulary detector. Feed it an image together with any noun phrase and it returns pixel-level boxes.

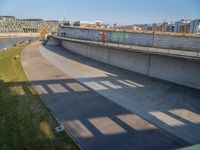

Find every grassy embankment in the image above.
[0,43,79,150]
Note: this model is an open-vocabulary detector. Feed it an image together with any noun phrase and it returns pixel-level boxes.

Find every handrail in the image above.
[53,35,200,60]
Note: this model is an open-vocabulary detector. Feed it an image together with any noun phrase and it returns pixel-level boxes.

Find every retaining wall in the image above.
[61,39,200,89]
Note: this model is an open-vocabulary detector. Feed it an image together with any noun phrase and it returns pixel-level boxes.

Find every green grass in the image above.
[0,44,79,150]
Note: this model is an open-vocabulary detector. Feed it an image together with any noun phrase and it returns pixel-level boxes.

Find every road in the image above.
[21,41,200,150]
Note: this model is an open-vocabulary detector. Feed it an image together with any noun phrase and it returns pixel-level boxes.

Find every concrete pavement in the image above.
[21,41,200,149]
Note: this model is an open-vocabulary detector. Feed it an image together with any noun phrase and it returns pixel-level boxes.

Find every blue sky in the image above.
[0,0,199,25]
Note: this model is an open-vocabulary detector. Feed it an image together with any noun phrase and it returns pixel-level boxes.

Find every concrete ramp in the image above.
[40,43,200,144]
[20,41,200,149]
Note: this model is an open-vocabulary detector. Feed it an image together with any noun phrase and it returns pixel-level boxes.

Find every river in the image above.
[0,37,35,50]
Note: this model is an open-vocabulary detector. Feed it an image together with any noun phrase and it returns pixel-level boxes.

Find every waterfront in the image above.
[0,37,34,50]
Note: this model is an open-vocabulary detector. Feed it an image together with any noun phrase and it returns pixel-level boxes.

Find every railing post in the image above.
[123,31,125,45]
[87,29,89,41]
[118,37,120,47]
[152,32,155,47]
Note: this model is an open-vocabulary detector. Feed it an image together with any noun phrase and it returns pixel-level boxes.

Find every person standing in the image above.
[101,32,107,44]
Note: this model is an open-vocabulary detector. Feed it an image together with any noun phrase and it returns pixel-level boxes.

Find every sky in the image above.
[0,0,200,25]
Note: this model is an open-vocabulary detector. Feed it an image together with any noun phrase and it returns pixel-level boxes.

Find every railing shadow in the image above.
[0,79,192,150]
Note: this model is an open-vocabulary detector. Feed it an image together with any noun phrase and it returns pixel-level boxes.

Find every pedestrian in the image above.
[101,32,107,44]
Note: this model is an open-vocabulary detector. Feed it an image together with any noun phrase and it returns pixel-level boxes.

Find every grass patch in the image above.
[0,44,79,150]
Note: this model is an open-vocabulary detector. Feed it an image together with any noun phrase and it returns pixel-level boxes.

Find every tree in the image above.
[37,28,48,38]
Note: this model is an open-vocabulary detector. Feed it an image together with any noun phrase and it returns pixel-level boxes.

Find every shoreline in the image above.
[0,37,36,51]
[0,36,33,39]
[0,32,40,38]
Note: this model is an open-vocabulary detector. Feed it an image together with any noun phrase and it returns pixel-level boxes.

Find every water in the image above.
[0,37,34,50]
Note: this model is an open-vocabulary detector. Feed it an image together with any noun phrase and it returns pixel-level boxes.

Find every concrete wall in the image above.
[61,39,200,89]
[59,27,200,51]
[61,40,109,63]
[149,55,200,89]
[46,37,61,46]
[108,49,150,74]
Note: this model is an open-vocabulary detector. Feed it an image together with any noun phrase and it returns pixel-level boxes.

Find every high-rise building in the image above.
[189,19,200,34]
[174,19,191,33]
[166,22,175,32]
[161,22,168,32]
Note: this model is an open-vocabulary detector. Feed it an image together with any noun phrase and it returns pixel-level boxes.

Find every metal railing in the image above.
[54,31,200,59]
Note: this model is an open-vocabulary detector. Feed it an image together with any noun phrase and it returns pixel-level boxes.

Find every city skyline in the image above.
[0,0,200,25]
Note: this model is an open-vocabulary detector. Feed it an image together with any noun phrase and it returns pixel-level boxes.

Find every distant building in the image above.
[126,19,199,34]
[0,16,59,33]
[73,21,80,26]
[94,20,103,26]
[73,21,96,27]
[72,20,103,28]
[61,20,71,26]
[174,21,181,32]
[152,23,162,31]
[100,24,111,29]
[43,20,60,33]
[142,24,149,31]
[0,16,22,32]
[124,25,142,30]
[146,24,153,31]
[189,19,200,34]
[161,22,168,32]
[174,19,191,33]
[113,23,121,29]
[166,22,175,32]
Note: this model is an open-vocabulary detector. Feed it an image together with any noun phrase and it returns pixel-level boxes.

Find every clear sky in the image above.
[0,0,199,25]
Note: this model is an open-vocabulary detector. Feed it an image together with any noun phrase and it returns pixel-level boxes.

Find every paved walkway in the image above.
[21,41,200,149]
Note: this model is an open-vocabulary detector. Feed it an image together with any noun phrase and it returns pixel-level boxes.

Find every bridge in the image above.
[21,27,200,150]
